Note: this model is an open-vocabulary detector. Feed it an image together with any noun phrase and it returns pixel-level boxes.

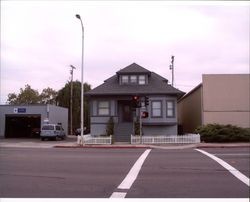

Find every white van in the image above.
[40,124,66,141]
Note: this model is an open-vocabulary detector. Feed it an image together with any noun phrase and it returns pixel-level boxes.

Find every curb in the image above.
[54,143,250,149]
[196,144,250,149]
[54,145,151,149]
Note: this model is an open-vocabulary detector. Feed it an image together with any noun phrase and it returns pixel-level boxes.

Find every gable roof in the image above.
[86,63,184,97]
[116,63,151,75]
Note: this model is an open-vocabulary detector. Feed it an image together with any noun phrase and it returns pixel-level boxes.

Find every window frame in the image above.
[151,100,163,118]
[166,100,175,118]
[138,75,146,85]
[130,75,137,84]
[97,101,110,116]
[121,75,129,84]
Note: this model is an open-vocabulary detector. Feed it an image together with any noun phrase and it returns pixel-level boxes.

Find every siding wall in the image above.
[48,105,68,135]
[203,74,250,128]
[143,125,177,136]
[177,85,202,133]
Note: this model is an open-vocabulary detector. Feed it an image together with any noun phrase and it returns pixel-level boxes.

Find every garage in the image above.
[0,104,68,139]
[5,115,41,138]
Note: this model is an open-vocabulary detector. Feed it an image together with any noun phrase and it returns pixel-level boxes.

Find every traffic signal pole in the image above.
[132,95,150,144]
[139,107,142,144]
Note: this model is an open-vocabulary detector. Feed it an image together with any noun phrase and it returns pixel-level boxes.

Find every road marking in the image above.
[110,192,127,198]
[118,149,151,189]
[195,149,250,186]
[110,149,151,198]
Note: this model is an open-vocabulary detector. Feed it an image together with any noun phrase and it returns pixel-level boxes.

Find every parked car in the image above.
[40,124,66,141]
[74,127,90,136]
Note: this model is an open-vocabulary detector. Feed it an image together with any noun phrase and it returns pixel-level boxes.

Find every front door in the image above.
[122,104,132,122]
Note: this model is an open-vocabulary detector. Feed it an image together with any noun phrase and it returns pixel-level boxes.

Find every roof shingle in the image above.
[86,63,184,97]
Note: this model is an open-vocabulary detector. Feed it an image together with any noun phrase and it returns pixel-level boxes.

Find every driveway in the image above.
[0,136,78,148]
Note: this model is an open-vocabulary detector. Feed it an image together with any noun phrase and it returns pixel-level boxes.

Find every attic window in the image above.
[121,75,129,84]
[130,75,137,84]
[138,75,146,85]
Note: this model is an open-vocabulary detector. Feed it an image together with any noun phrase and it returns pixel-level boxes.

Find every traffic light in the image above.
[144,96,149,106]
[132,96,141,108]
[141,111,149,118]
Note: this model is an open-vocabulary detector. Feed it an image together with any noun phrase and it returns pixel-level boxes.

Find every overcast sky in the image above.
[1,1,249,104]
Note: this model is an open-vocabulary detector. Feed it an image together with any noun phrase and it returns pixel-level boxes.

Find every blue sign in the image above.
[17,108,26,113]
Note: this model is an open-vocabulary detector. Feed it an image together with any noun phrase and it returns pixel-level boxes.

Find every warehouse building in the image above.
[0,104,68,138]
[178,74,250,133]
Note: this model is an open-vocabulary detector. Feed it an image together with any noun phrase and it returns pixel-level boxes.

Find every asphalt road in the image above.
[0,147,249,198]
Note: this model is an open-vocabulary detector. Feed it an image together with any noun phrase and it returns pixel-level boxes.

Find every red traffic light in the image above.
[133,96,139,100]
[141,111,149,118]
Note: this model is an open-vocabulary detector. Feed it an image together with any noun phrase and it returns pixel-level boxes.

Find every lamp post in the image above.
[70,65,76,136]
[75,14,84,143]
[169,55,175,87]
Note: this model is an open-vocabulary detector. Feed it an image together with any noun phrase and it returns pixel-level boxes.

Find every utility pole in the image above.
[169,55,175,86]
[70,65,76,136]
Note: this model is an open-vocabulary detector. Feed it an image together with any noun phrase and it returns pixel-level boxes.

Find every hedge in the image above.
[195,124,250,143]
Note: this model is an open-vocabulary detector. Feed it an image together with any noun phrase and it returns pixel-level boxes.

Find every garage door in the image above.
[5,115,41,138]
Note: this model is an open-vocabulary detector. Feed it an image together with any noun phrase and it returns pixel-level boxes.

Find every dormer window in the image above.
[121,75,129,84]
[138,75,146,85]
[120,74,148,85]
[130,75,137,84]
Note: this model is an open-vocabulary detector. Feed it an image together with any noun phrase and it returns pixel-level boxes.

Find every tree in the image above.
[56,81,91,132]
[40,87,57,104]
[7,84,40,104]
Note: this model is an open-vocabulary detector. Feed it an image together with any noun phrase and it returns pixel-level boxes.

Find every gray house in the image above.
[86,63,184,142]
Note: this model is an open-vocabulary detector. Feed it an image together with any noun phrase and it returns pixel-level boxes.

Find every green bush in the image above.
[134,117,140,136]
[195,124,250,143]
[105,116,114,136]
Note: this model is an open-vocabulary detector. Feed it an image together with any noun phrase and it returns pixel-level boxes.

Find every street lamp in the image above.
[75,14,84,143]
[70,65,76,136]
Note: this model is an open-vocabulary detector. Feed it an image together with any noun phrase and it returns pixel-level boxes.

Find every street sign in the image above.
[13,108,26,113]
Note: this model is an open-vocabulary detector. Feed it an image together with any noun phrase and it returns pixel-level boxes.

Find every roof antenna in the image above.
[169,55,175,86]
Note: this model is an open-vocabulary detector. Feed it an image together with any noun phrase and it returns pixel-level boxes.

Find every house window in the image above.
[130,75,137,84]
[98,101,110,116]
[121,75,129,84]
[166,101,175,117]
[151,101,162,117]
[138,75,146,85]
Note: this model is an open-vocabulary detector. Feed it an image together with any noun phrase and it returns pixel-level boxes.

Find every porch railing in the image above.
[83,135,112,145]
[131,134,200,144]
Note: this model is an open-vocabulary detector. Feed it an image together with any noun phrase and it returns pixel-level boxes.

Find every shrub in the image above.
[105,116,114,136]
[195,124,250,143]
[134,117,140,136]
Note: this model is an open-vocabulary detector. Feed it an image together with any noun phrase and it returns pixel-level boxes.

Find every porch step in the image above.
[114,123,133,142]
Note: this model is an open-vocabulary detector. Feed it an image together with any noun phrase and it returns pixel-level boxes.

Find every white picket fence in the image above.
[83,135,112,145]
[131,134,200,144]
